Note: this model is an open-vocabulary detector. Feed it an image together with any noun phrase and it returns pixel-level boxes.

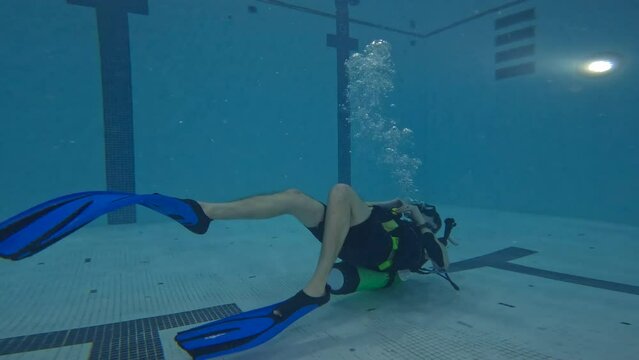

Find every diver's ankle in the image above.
[198,202,215,220]
[303,285,326,298]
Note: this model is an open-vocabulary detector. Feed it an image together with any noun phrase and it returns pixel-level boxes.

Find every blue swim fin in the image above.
[176,287,330,359]
[0,191,211,260]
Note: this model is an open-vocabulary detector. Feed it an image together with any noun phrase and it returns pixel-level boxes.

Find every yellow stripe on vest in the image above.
[381,219,399,232]
[378,236,399,271]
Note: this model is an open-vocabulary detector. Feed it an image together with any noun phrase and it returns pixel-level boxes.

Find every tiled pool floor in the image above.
[1,205,637,359]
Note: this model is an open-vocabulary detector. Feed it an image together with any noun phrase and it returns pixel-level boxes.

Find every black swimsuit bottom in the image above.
[306,205,393,270]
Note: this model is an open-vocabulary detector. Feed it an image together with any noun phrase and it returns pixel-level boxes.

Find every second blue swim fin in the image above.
[0,191,211,260]
[176,287,330,359]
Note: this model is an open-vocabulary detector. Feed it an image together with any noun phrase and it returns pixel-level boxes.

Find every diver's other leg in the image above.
[198,189,325,227]
[302,184,372,297]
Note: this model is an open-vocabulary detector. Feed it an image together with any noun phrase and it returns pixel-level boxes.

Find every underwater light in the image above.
[586,60,614,73]
[580,53,621,76]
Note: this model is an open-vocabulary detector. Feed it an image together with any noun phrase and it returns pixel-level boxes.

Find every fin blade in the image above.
[0,192,136,259]
[0,191,209,260]
[175,302,319,359]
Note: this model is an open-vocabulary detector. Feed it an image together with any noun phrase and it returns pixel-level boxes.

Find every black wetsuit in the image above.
[306,205,424,272]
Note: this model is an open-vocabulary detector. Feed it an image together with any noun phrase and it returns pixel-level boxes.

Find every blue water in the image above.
[1,0,637,225]
[1,1,638,359]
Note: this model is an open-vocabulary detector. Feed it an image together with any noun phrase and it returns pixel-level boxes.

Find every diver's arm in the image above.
[366,198,403,209]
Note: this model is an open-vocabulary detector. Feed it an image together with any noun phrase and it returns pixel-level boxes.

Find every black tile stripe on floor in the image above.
[451,246,639,295]
[0,303,240,359]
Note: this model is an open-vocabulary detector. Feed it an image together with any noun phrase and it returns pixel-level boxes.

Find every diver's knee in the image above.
[283,188,307,203]
[282,188,315,208]
[329,183,353,201]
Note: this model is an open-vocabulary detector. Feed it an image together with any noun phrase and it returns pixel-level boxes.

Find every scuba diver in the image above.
[195,184,457,304]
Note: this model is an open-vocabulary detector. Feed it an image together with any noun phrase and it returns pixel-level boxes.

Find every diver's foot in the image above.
[181,199,212,234]
[272,286,330,319]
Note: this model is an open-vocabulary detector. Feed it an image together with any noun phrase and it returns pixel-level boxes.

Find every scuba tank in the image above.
[327,262,397,295]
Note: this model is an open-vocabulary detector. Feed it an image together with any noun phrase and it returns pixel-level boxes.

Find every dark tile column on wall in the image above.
[327,0,358,185]
[67,0,149,224]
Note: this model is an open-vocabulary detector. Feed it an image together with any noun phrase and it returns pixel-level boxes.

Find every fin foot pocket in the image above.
[273,286,331,319]
[180,199,212,234]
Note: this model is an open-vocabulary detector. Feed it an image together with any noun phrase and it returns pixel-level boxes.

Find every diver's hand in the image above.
[397,204,427,225]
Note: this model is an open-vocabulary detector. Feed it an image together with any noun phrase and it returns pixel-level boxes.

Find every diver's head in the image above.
[411,201,442,233]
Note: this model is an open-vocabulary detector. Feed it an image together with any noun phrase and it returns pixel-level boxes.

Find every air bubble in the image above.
[345,40,422,196]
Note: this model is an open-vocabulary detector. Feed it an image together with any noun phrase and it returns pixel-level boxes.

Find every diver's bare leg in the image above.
[198,189,325,227]
[302,184,372,297]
